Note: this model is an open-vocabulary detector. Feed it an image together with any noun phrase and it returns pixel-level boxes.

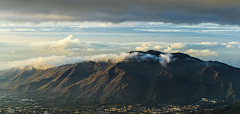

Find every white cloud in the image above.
[6,52,178,70]
[14,29,37,32]
[3,53,135,69]
[1,35,239,68]
[159,54,174,67]
[30,35,86,51]
[171,43,185,49]
[0,29,11,32]
[135,46,149,51]
[228,42,239,45]
[141,43,152,47]
[50,35,74,50]
[154,45,163,50]
[226,45,234,48]
[185,49,218,56]
[41,28,55,31]
[134,29,182,32]
[200,42,218,45]
[86,48,95,51]
[163,46,180,53]
[201,30,240,33]
[8,55,84,70]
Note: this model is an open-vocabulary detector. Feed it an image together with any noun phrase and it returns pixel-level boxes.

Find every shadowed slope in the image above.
[0,50,239,105]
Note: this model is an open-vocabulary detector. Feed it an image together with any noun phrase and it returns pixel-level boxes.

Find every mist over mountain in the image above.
[0,50,239,105]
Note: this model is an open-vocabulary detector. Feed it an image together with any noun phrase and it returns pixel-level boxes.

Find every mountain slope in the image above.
[0,50,240,105]
[210,101,240,114]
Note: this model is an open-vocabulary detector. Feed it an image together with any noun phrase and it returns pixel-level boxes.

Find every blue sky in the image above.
[0,0,240,70]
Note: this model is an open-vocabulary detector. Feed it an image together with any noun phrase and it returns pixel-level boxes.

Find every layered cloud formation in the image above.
[7,52,177,70]
[0,0,239,25]
[1,35,240,70]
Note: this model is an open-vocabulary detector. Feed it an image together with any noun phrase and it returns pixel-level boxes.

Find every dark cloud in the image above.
[0,0,240,25]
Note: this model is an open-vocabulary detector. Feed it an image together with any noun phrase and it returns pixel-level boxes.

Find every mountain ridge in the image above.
[0,50,239,105]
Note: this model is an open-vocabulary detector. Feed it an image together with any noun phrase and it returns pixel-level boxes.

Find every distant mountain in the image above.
[0,50,240,105]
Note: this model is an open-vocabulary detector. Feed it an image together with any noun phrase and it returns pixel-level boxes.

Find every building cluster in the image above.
[0,94,227,114]
[95,104,200,114]
[197,98,224,105]
[0,94,74,114]
[94,98,226,114]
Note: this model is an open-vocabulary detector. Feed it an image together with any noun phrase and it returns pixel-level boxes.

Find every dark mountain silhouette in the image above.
[0,50,239,105]
[210,101,240,114]
[193,101,240,114]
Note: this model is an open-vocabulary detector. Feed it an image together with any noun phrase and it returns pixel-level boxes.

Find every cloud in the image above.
[185,49,218,57]
[163,46,180,53]
[50,35,74,50]
[6,52,176,69]
[134,29,182,32]
[222,42,240,48]
[141,43,151,47]
[135,46,149,51]
[31,35,86,51]
[200,42,219,45]
[7,55,84,70]
[228,42,239,45]
[0,0,240,25]
[13,29,36,32]
[226,45,234,48]
[0,29,11,32]
[135,43,152,51]
[154,45,163,50]
[67,48,95,52]
[171,43,185,49]
[159,54,175,67]
[41,28,55,31]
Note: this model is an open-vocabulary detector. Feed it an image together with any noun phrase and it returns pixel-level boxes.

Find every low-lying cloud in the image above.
[159,54,175,67]
[7,52,176,70]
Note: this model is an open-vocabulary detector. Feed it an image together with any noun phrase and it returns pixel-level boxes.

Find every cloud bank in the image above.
[2,35,240,69]
[7,52,176,70]
[0,0,239,25]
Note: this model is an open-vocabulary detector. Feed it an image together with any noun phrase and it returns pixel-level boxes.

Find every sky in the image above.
[0,0,240,70]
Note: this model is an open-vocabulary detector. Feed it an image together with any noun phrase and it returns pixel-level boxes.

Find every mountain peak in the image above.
[128,50,192,59]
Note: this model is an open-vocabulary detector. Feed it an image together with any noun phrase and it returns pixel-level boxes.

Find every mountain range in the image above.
[0,50,239,105]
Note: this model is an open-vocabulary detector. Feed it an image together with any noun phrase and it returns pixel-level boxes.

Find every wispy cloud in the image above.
[134,29,183,32]
[185,49,218,57]
[0,29,11,32]
[13,29,37,32]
